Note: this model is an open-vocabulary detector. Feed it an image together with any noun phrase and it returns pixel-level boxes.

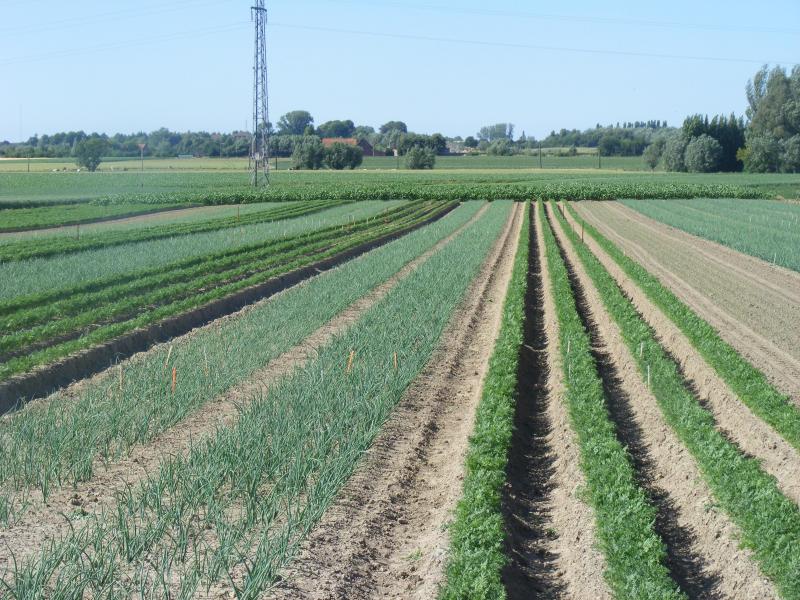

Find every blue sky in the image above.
[1,0,798,142]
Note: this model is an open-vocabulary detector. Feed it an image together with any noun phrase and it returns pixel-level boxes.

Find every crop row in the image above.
[0,203,189,233]
[92,181,769,205]
[439,202,529,599]
[0,201,452,382]
[565,204,800,452]
[0,202,401,302]
[0,202,483,519]
[0,200,350,263]
[539,201,683,599]
[0,202,513,598]
[551,203,800,598]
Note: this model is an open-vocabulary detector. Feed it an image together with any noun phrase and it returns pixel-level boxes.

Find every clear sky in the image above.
[1,0,798,142]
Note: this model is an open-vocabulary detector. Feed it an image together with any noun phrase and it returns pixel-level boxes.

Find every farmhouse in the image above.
[321,137,374,156]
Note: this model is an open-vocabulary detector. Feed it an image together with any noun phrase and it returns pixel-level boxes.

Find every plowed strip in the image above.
[266,203,523,600]
[562,204,800,509]
[551,204,778,599]
[575,201,800,402]
[0,203,491,573]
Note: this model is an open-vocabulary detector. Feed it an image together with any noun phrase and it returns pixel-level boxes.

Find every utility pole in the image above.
[538,142,542,169]
[138,143,146,172]
[250,0,270,187]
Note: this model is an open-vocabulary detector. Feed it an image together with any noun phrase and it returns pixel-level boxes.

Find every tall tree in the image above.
[277,111,315,136]
[317,120,356,138]
[379,121,408,134]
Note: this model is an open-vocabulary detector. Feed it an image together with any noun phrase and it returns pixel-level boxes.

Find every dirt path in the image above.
[0,203,491,573]
[549,204,777,599]
[561,204,800,509]
[501,207,610,599]
[575,201,800,403]
[266,203,524,600]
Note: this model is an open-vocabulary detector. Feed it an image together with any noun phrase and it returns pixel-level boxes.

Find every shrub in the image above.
[405,146,436,169]
[73,137,108,172]
[487,139,516,156]
[291,137,325,170]
[685,134,723,173]
[661,134,688,172]
[323,143,363,170]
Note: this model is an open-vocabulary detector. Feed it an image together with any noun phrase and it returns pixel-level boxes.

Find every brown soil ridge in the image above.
[511,206,610,599]
[549,203,778,599]
[0,203,454,413]
[575,201,800,403]
[266,202,524,600]
[0,203,489,575]
[561,203,800,509]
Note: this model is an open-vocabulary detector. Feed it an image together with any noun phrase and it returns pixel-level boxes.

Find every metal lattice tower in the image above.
[250,0,269,186]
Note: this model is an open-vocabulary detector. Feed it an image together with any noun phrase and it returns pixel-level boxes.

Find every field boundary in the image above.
[0,203,456,413]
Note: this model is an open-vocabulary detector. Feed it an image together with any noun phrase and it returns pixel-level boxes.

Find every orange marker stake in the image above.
[346,350,355,374]
[171,366,177,393]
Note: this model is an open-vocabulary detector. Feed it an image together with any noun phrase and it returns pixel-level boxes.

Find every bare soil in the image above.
[0,203,488,575]
[562,204,800,509]
[266,203,524,600]
[575,201,800,403]
[549,204,778,599]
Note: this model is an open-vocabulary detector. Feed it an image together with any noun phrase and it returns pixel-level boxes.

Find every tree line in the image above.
[640,65,800,173]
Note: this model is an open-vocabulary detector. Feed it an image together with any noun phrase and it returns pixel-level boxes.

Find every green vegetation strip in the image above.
[567,203,800,451]
[540,201,682,599]
[1,203,512,598]
[0,202,449,382]
[552,204,800,598]
[0,201,399,302]
[0,202,483,520]
[94,181,768,205]
[0,200,349,263]
[439,202,529,599]
[0,203,188,233]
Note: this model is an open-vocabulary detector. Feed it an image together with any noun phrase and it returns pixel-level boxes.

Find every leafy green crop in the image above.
[540,201,682,599]
[567,203,800,452]
[553,203,800,598]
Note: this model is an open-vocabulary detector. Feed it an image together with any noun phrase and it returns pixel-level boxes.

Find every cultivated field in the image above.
[1,168,800,599]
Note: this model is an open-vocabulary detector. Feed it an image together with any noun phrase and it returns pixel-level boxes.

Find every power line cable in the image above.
[275,0,800,36]
[268,22,799,65]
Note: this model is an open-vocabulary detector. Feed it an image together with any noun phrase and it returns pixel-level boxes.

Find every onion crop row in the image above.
[0,202,484,518]
[565,204,800,452]
[0,202,452,382]
[0,202,513,598]
[552,203,800,598]
[439,202,530,599]
[0,200,350,263]
[539,201,683,599]
[0,202,401,302]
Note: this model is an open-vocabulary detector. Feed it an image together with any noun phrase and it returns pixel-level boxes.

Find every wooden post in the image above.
[346,350,355,374]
